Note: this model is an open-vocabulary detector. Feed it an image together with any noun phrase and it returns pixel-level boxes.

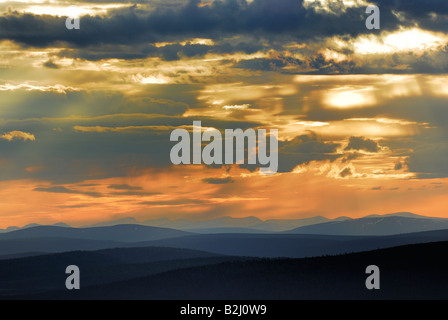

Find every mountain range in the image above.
[5,241,448,300]
[3,217,448,258]
[2,212,446,234]
[2,212,448,299]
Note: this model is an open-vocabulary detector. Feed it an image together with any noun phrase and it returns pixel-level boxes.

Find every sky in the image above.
[0,0,448,228]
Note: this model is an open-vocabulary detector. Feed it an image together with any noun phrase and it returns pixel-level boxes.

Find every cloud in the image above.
[33,186,103,197]
[106,184,160,196]
[345,136,379,152]
[139,199,206,206]
[1,0,445,76]
[406,142,448,179]
[0,0,398,50]
[277,132,342,172]
[202,177,234,184]
[394,162,403,170]
[0,131,35,142]
[110,191,160,196]
[107,184,142,190]
[342,152,361,163]
[43,59,59,69]
[339,166,353,178]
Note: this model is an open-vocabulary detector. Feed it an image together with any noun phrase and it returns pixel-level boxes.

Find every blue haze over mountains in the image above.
[2,212,448,299]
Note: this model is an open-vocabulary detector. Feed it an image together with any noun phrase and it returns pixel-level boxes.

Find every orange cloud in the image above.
[0,131,35,142]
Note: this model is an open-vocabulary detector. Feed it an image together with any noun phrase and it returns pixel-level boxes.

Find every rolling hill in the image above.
[0,224,191,242]
[4,224,448,259]
[286,215,448,235]
[131,228,448,258]
[0,224,193,257]
[8,240,448,300]
[0,246,243,296]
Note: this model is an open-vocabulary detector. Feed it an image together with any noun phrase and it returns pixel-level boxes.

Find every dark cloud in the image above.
[342,152,361,163]
[108,184,142,190]
[371,0,448,16]
[139,199,206,206]
[406,142,448,179]
[202,177,234,184]
[1,0,444,75]
[339,167,352,178]
[237,49,448,75]
[345,136,379,153]
[277,132,341,172]
[57,204,91,208]
[33,186,103,197]
[43,59,59,69]
[110,191,161,196]
[394,162,403,170]
[0,0,399,49]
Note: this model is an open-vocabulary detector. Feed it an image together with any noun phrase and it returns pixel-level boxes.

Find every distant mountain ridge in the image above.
[286,215,448,235]
[0,222,71,233]
[3,219,448,260]
[2,212,447,234]
[0,224,190,242]
[77,212,448,233]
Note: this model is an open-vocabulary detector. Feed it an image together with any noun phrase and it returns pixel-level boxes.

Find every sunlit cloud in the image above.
[18,4,129,18]
[323,86,376,109]
[0,83,78,93]
[303,0,369,13]
[354,28,448,55]
[0,130,35,142]
[137,74,171,84]
[223,104,250,110]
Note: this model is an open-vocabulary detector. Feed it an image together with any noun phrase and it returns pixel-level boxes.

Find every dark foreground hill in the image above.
[133,228,448,258]
[7,241,448,300]
[0,246,246,296]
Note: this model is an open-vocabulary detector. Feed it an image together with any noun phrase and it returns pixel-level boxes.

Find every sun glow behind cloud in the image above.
[354,28,448,55]
[14,4,129,18]
[323,86,376,109]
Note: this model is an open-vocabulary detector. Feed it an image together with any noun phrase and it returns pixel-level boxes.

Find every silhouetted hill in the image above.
[86,216,336,232]
[74,213,448,232]
[11,241,448,300]
[0,246,238,296]
[4,227,448,259]
[364,212,442,219]
[85,218,138,227]
[0,252,47,260]
[0,224,191,242]
[286,216,448,235]
[133,229,448,258]
[136,233,362,257]
[0,238,125,256]
[185,227,272,234]
[141,216,338,232]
